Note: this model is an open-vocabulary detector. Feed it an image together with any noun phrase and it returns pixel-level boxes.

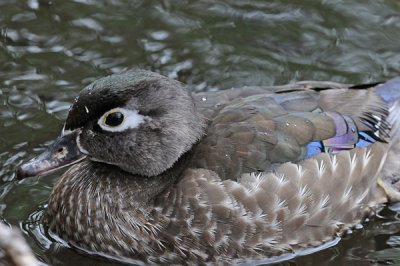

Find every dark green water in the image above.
[1,0,400,265]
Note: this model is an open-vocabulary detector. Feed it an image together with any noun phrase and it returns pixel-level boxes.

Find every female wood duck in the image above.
[17,70,400,265]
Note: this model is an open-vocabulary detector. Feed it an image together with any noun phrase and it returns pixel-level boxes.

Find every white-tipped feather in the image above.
[296,164,305,177]
[317,160,325,178]
[277,174,287,185]
[331,155,338,171]
[349,153,358,174]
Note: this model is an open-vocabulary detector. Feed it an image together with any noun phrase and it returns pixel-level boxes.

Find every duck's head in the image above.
[17,70,205,179]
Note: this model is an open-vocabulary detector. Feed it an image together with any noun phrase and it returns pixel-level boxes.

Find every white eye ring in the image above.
[97,107,145,132]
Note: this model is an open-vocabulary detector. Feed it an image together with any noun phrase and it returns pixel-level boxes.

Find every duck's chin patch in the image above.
[76,133,89,155]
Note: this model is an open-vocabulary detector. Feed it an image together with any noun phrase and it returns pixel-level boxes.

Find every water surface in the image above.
[1,0,400,265]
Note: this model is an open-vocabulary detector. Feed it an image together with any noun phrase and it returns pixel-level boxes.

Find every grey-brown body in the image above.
[19,71,400,265]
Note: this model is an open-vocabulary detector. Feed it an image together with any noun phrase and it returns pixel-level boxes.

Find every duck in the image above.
[17,69,400,265]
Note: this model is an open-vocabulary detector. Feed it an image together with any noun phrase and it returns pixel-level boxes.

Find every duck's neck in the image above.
[44,150,194,261]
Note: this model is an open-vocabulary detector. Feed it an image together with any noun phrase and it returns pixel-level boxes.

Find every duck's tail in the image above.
[372,77,400,201]
[374,77,400,139]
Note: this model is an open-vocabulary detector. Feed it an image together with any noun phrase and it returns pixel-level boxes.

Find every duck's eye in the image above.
[104,111,124,127]
[98,108,145,132]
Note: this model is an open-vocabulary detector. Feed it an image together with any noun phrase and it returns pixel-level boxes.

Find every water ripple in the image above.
[1,0,400,265]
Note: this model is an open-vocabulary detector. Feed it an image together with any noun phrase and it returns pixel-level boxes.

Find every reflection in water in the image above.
[1,0,400,265]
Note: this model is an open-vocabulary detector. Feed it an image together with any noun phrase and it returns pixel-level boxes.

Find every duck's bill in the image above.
[17,131,86,179]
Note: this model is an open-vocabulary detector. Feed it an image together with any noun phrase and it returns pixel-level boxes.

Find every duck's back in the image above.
[191,80,395,181]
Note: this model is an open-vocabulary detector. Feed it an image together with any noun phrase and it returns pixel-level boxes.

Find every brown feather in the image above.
[39,73,400,265]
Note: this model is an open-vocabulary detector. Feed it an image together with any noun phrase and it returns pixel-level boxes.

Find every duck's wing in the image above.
[191,80,398,182]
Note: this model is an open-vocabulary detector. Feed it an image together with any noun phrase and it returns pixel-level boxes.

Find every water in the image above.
[1,0,400,265]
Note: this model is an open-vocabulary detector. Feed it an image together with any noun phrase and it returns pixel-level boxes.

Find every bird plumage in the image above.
[18,70,400,264]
